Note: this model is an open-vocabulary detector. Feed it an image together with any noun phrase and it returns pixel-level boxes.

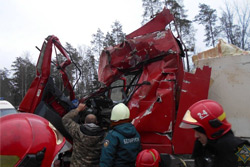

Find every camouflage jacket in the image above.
[62,110,105,167]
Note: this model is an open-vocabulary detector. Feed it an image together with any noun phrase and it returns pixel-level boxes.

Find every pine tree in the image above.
[65,42,82,90]
[85,49,99,92]
[141,0,163,25]
[110,20,126,45]
[76,46,99,95]
[50,43,82,97]
[75,45,88,97]
[0,68,14,103]
[165,0,195,50]
[194,3,220,47]
[103,32,116,48]
[91,28,105,57]
[11,54,35,106]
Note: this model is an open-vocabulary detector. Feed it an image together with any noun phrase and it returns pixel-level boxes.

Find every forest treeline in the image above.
[1,0,249,107]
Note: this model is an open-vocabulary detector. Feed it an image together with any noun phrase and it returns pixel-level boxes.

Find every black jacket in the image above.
[192,130,250,167]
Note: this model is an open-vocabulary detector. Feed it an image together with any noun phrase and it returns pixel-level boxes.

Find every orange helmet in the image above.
[180,99,231,139]
[136,149,161,167]
[0,113,65,167]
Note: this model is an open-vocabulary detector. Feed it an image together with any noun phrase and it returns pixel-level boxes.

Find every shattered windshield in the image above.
[110,74,140,103]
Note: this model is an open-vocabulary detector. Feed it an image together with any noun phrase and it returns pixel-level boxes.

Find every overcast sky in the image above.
[0,0,242,70]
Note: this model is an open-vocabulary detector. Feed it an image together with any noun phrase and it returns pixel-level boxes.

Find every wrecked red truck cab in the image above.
[17,8,211,157]
[97,8,211,154]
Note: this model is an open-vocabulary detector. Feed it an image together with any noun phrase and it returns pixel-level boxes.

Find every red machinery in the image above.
[96,8,211,154]
[12,8,211,163]
[18,35,76,141]
[18,35,75,116]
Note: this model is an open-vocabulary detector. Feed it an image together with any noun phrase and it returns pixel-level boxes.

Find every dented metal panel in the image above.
[126,7,174,39]
[172,66,211,154]
[96,8,211,154]
[17,8,213,159]
[98,29,182,86]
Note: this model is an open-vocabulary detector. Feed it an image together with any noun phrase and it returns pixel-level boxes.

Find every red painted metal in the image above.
[15,7,212,157]
[98,29,182,86]
[0,113,65,167]
[172,66,211,154]
[98,8,211,154]
[126,7,174,39]
[18,35,75,115]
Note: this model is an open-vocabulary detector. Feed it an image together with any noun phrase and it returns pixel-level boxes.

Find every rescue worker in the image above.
[100,103,141,167]
[0,113,66,167]
[180,99,250,167]
[136,149,187,167]
[62,103,105,167]
[136,149,161,167]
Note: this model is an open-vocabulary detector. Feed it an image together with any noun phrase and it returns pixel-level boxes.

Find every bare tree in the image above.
[219,2,241,47]
[234,0,250,49]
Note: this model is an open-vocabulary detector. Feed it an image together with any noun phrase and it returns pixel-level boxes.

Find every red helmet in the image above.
[180,99,231,139]
[0,113,66,167]
[136,149,161,167]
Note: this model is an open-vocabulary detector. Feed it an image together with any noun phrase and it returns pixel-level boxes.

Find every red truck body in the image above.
[18,8,211,155]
